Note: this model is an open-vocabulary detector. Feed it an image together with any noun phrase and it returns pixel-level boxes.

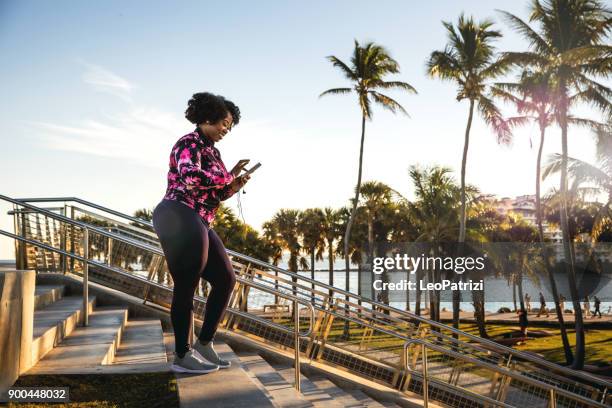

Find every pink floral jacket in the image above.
[163,128,235,226]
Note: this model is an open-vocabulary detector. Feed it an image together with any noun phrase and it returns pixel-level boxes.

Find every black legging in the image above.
[153,199,236,356]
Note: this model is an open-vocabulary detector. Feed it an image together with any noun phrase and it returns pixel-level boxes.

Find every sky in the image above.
[0,1,608,259]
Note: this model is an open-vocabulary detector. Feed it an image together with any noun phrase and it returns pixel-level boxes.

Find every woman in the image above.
[153,92,250,374]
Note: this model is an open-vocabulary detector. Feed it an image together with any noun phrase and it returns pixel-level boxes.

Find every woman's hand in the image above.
[229,174,251,193]
[230,160,250,177]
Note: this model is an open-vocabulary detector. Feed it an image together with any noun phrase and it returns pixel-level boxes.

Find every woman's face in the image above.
[201,112,233,142]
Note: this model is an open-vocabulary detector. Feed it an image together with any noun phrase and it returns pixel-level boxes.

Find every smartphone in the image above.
[242,162,261,177]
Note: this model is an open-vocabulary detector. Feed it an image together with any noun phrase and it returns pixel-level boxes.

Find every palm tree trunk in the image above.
[461,99,485,335]
[472,286,488,338]
[459,100,474,332]
[536,122,573,365]
[415,268,423,316]
[459,99,475,243]
[512,280,517,312]
[328,240,334,297]
[406,270,411,311]
[343,114,367,339]
[559,102,585,369]
[311,248,316,304]
[427,269,438,322]
[518,271,525,312]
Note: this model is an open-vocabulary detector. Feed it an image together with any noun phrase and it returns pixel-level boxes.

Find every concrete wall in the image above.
[0,270,35,394]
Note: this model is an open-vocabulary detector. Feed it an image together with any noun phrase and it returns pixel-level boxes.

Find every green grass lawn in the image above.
[272,315,612,367]
[458,323,612,366]
[8,373,178,408]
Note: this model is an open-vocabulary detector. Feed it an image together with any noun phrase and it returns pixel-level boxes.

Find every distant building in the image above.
[478,193,611,262]
[480,194,562,242]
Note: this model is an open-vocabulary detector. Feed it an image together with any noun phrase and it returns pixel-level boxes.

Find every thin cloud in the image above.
[80,61,135,102]
[32,107,187,168]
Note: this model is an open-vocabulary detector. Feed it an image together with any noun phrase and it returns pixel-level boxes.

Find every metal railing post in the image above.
[294,299,301,392]
[70,206,75,273]
[61,205,67,274]
[19,211,27,269]
[549,389,556,408]
[107,232,113,266]
[83,228,89,326]
[422,343,429,408]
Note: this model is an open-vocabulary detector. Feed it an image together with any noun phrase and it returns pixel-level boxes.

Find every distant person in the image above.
[525,293,531,313]
[536,292,549,317]
[593,296,602,318]
[559,294,566,313]
[153,92,251,374]
[583,296,591,318]
[518,309,529,337]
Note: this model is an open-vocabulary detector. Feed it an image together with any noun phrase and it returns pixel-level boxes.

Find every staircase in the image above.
[15,278,413,407]
[1,195,610,408]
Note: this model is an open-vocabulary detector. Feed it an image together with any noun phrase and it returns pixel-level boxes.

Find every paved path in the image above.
[434,310,612,325]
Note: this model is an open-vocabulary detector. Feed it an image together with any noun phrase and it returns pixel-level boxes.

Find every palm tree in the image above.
[263,209,308,309]
[499,0,612,369]
[298,208,326,303]
[427,14,511,252]
[358,181,394,307]
[493,71,556,240]
[320,207,342,292]
[336,204,368,337]
[544,122,612,241]
[492,72,574,364]
[387,201,418,311]
[410,166,471,327]
[320,40,416,307]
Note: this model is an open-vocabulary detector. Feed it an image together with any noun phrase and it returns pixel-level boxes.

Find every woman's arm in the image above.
[218,174,251,201]
[174,139,234,190]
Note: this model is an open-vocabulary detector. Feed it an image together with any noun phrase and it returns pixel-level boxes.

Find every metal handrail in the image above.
[404,339,609,408]
[9,196,612,395]
[0,226,315,391]
[3,223,604,406]
[15,197,155,231]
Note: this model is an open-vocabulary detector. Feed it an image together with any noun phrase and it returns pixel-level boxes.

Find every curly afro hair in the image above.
[185,92,241,127]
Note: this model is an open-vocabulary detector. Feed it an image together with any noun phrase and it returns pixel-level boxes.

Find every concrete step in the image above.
[34,285,64,310]
[308,374,367,408]
[175,341,275,408]
[113,318,167,366]
[236,351,313,408]
[27,306,128,374]
[272,364,344,408]
[345,388,394,408]
[29,295,96,371]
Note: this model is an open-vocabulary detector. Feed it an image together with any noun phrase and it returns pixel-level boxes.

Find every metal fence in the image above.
[1,195,609,408]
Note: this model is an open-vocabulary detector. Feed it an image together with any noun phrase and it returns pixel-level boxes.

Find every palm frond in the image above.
[496,9,550,54]
[591,202,612,241]
[498,51,548,69]
[559,44,612,66]
[319,88,352,98]
[426,49,462,81]
[369,91,409,116]
[506,116,532,129]
[479,57,512,79]
[566,116,605,131]
[326,55,357,80]
[544,153,611,188]
[372,80,417,94]
[477,94,511,144]
[569,84,612,116]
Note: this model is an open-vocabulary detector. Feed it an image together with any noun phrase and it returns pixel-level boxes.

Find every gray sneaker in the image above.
[171,349,219,374]
[193,340,231,369]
